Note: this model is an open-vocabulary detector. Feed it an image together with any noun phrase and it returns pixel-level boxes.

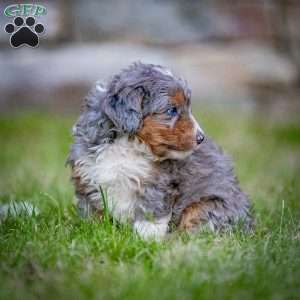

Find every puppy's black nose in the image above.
[196,131,205,145]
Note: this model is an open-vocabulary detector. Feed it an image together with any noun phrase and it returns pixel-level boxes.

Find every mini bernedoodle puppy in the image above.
[67,62,252,240]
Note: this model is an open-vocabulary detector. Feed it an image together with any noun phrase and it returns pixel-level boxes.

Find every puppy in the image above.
[67,62,252,240]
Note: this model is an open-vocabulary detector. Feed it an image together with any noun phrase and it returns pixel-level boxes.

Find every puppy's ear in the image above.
[104,87,144,134]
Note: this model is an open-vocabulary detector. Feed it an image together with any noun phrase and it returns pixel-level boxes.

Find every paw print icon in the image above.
[5,16,45,48]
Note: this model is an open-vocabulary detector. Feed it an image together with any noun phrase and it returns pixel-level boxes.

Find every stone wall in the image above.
[0,0,299,119]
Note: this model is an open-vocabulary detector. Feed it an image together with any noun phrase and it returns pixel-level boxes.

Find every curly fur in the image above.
[67,62,252,240]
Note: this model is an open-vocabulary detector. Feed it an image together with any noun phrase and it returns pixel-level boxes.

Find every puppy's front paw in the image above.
[133,216,170,241]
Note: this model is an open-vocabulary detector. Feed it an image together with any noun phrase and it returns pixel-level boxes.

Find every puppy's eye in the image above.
[166,107,178,117]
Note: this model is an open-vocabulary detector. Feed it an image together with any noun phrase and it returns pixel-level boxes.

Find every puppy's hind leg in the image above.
[178,200,216,232]
[178,196,251,232]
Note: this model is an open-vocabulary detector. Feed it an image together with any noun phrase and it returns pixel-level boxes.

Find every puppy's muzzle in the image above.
[196,130,205,145]
[191,115,205,146]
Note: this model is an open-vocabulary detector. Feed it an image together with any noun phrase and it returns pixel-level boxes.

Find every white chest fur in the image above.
[79,136,154,222]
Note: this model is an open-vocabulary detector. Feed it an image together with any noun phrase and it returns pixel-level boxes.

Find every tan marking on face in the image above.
[137,114,196,157]
[170,90,186,106]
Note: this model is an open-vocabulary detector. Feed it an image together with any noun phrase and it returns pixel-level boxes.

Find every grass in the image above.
[0,108,299,300]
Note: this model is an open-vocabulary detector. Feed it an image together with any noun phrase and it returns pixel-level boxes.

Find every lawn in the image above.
[0,107,299,300]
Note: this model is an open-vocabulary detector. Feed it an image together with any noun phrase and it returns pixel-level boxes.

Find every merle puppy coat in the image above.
[67,62,252,240]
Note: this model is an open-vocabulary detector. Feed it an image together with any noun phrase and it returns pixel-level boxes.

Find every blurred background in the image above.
[0,0,300,120]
